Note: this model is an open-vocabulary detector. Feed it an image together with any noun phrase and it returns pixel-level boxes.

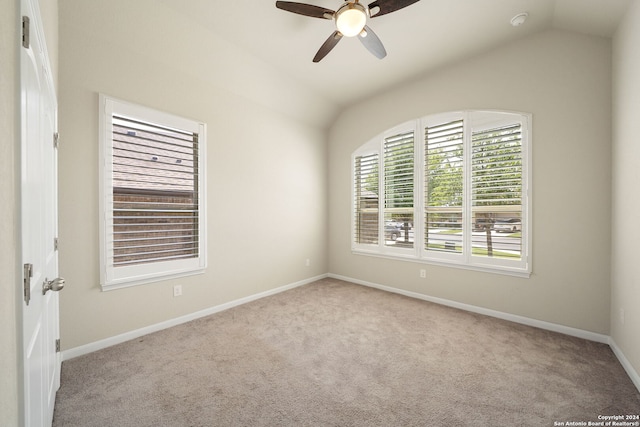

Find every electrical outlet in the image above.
[306,258,311,267]
[620,308,625,325]
[419,269,426,278]
[173,285,182,297]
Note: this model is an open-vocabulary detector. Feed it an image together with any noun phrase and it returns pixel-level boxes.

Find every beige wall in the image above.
[1,0,19,423]
[329,29,613,334]
[58,0,329,350]
[612,0,640,381]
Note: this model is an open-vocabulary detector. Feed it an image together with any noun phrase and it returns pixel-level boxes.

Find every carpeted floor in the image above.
[53,278,640,426]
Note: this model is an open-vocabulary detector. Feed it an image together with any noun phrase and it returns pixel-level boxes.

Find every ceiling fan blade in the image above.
[276,1,334,19]
[358,25,387,59]
[313,31,343,62]
[367,0,420,18]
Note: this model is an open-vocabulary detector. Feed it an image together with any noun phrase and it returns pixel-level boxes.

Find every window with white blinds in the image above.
[353,153,379,245]
[384,131,414,248]
[471,123,523,260]
[351,111,530,277]
[425,120,463,254]
[100,95,207,290]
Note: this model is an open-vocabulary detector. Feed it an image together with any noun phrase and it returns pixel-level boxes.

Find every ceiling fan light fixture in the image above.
[275,0,422,62]
[335,2,367,37]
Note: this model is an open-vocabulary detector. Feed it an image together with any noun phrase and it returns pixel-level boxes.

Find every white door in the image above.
[20,0,62,425]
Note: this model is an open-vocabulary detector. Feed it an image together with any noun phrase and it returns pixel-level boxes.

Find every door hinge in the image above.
[54,132,59,149]
[22,16,30,49]
[55,339,61,353]
[54,237,59,251]
[23,263,33,306]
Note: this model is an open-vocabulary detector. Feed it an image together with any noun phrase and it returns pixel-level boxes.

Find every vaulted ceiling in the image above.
[158,0,629,112]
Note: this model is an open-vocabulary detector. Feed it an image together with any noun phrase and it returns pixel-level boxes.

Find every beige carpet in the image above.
[53,278,640,426]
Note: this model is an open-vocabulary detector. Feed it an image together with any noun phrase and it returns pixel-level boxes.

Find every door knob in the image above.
[43,277,65,295]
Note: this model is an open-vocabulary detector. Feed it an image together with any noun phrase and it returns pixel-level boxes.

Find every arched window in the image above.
[352,111,531,277]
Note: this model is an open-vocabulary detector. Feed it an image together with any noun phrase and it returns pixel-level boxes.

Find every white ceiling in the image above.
[158,0,630,111]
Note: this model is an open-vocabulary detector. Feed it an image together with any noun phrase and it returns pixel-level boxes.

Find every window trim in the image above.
[99,94,207,290]
[351,110,531,278]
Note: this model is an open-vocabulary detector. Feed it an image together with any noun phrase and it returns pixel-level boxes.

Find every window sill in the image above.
[101,268,206,292]
[352,249,531,279]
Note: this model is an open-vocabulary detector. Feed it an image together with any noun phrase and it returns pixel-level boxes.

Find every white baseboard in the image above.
[609,338,640,393]
[62,274,327,361]
[328,273,610,343]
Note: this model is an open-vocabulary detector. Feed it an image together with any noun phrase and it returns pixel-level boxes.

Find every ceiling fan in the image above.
[276,0,420,62]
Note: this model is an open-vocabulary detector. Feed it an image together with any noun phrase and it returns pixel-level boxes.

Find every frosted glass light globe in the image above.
[336,5,366,37]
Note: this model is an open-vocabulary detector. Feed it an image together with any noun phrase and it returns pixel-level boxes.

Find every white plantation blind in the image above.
[471,124,522,207]
[353,152,379,245]
[112,115,199,266]
[424,119,463,253]
[471,123,523,259]
[100,95,206,290]
[384,131,414,247]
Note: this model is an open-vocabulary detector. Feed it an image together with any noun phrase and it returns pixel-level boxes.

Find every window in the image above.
[425,119,464,254]
[354,152,379,244]
[99,95,207,290]
[384,130,415,249]
[352,111,530,277]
